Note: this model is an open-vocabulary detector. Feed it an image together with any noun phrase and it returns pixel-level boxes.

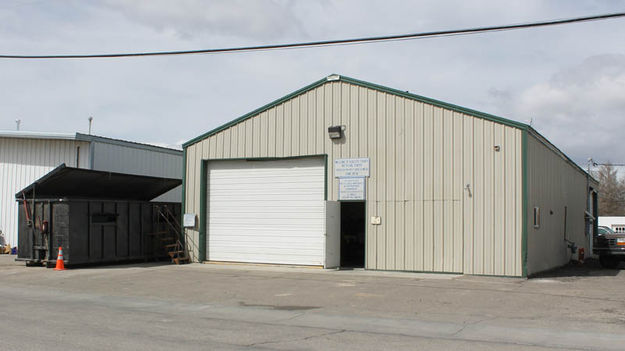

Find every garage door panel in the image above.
[212,254,322,266]
[210,192,324,199]
[209,212,324,220]
[210,246,323,254]
[210,189,325,198]
[212,252,323,260]
[209,206,325,215]
[210,216,324,224]
[210,179,325,186]
[210,233,325,243]
[210,197,323,203]
[210,213,323,218]
[207,157,326,265]
[207,224,323,231]
[210,169,321,176]
[210,241,325,251]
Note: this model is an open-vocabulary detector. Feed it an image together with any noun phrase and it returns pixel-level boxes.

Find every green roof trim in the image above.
[199,160,207,261]
[182,74,529,148]
[526,127,598,183]
[183,76,329,147]
[521,130,528,278]
[338,75,530,130]
[182,74,593,180]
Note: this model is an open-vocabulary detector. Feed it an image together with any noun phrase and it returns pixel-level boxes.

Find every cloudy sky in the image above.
[1,0,624,167]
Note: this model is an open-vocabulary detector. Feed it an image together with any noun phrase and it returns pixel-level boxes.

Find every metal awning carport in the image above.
[16,164,181,201]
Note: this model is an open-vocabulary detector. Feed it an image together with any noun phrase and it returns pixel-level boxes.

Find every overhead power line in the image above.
[1,12,624,59]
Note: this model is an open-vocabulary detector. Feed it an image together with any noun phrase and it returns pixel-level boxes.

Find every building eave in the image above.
[183,74,530,149]
[75,133,182,155]
[0,130,181,156]
[0,130,77,141]
[181,74,595,182]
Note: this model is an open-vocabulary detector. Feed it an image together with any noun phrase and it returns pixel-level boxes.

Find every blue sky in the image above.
[1,0,624,168]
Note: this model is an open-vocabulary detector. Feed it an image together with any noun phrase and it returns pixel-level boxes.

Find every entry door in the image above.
[206,157,325,265]
[325,201,340,268]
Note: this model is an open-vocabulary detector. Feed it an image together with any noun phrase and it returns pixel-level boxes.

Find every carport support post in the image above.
[47,201,52,263]
[29,185,36,262]
[199,160,207,262]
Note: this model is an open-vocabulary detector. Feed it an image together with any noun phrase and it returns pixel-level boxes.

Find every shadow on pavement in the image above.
[73,260,174,270]
[16,258,174,270]
[531,258,622,279]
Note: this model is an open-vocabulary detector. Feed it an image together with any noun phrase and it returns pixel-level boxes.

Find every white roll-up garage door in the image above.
[207,157,326,265]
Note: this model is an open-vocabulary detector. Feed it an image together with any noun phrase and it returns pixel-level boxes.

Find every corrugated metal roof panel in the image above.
[17,164,181,201]
[0,131,182,154]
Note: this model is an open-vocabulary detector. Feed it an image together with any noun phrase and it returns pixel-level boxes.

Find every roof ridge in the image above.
[183,74,529,148]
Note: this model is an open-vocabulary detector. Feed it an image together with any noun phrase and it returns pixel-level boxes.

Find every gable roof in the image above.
[183,74,528,148]
[183,74,593,180]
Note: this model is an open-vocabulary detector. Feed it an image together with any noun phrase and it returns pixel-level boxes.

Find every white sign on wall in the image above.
[339,177,366,200]
[183,213,196,228]
[334,158,370,178]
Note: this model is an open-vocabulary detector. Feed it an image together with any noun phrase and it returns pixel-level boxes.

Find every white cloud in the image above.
[101,0,307,42]
[1,0,625,156]
[502,54,625,164]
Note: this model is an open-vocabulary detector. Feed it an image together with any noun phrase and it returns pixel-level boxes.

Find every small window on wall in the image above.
[533,207,540,229]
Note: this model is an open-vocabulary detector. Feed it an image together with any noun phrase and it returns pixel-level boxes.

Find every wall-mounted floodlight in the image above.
[328,125,343,139]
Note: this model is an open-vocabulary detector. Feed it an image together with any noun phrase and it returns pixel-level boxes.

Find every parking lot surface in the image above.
[0,256,624,350]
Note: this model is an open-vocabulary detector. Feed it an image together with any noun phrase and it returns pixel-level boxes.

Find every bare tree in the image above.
[595,163,625,216]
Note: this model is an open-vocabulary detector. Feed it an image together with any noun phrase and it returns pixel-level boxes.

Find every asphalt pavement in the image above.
[0,255,624,350]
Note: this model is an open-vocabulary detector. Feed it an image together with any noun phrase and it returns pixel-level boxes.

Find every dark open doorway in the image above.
[340,201,365,268]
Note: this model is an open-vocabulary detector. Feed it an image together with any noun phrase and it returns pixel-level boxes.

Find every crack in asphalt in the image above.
[245,329,347,348]
[451,316,499,337]
[0,285,605,351]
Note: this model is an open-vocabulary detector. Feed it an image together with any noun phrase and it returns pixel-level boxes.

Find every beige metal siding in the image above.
[185,81,524,276]
[526,134,588,275]
[0,138,90,246]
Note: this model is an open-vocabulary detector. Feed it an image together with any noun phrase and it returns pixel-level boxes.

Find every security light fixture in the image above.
[328,125,343,139]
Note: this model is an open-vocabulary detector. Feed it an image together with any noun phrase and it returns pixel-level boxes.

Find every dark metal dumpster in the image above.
[15,164,182,267]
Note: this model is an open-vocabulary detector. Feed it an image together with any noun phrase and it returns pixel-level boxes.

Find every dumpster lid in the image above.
[16,164,181,201]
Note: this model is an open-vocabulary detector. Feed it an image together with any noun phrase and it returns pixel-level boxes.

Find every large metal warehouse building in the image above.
[0,131,182,247]
[182,75,597,277]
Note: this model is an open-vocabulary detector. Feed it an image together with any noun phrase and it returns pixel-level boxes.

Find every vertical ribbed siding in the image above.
[185,81,524,276]
[526,134,588,275]
[91,142,182,202]
[0,138,90,246]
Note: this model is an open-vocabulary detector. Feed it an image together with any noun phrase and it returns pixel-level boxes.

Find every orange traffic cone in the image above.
[54,247,66,271]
